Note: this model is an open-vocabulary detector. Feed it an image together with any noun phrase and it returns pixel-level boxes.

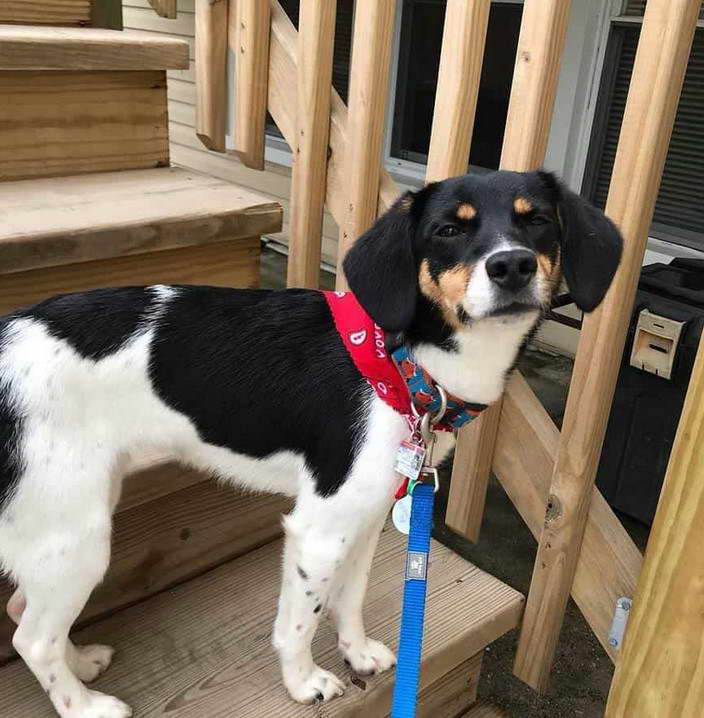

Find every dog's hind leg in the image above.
[2,451,131,718]
[7,590,115,684]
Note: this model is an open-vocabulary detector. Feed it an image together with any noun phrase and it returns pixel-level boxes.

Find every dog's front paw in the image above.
[69,644,115,683]
[339,637,396,676]
[78,690,132,718]
[285,664,345,704]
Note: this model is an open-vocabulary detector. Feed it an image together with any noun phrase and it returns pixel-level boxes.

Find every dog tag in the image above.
[395,440,426,481]
[392,494,413,535]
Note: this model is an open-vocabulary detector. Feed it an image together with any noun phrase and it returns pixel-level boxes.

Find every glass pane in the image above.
[390,0,523,170]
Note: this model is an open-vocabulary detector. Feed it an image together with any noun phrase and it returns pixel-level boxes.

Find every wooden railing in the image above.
[190,0,703,695]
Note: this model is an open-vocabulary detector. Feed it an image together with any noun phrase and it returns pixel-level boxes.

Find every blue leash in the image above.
[390,482,435,718]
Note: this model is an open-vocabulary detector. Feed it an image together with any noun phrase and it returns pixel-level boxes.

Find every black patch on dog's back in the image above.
[149,287,371,497]
[24,287,152,360]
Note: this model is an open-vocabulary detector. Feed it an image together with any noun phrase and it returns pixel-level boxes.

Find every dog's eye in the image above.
[527,214,550,226]
[437,225,460,237]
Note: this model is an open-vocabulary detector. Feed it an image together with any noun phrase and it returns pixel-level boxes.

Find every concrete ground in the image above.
[260,246,643,718]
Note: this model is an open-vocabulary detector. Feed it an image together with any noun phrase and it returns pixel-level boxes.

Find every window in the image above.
[582,5,704,249]
[391,0,522,170]
[267,1,522,174]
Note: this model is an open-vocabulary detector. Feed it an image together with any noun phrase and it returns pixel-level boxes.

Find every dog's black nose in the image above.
[485,249,537,291]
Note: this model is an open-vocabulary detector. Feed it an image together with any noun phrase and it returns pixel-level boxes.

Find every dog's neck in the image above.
[406,310,539,406]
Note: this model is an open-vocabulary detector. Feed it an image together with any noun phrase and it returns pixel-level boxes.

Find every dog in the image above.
[0,170,622,717]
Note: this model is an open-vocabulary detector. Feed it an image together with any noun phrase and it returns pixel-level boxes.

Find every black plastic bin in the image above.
[596,258,704,526]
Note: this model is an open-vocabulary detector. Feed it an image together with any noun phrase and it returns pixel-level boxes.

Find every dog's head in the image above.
[343,170,623,335]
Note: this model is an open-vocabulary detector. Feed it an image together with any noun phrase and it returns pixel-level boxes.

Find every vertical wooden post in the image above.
[233,0,271,169]
[336,0,396,290]
[425,0,491,183]
[605,334,704,717]
[514,0,700,692]
[286,0,336,289]
[196,0,228,152]
[446,0,571,542]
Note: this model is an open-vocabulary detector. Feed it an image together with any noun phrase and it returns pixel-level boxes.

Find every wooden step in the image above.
[0,523,524,717]
[0,25,188,70]
[0,167,282,276]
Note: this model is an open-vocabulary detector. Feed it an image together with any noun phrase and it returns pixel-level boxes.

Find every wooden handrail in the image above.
[286,0,337,289]
[514,0,701,692]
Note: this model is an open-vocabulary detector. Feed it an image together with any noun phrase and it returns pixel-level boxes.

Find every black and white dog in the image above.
[0,170,621,717]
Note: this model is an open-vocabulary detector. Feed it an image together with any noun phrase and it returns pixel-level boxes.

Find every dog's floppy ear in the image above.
[541,171,623,312]
[343,190,424,332]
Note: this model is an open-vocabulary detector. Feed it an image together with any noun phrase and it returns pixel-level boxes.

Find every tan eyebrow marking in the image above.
[513,197,533,214]
[456,203,477,221]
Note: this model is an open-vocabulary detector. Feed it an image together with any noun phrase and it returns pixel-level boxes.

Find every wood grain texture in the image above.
[335,0,396,289]
[0,167,281,273]
[195,0,227,151]
[446,405,501,543]
[148,0,177,18]
[514,0,701,692]
[448,0,571,544]
[0,523,523,716]
[493,373,642,663]
[0,25,188,69]
[0,70,170,182]
[425,0,490,183]
[499,0,571,171]
[232,0,271,169]
[0,237,261,316]
[286,0,336,289]
[606,337,704,716]
[415,652,482,718]
[0,0,91,25]
[0,480,290,663]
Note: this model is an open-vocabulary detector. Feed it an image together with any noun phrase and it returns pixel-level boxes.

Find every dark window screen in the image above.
[624,1,703,20]
[583,24,704,248]
[390,0,522,169]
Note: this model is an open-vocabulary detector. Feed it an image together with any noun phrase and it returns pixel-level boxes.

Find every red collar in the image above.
[323,291,411,415]
[323,291,486,430]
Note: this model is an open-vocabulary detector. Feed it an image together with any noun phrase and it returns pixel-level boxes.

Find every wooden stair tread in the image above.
[0,524,524,717]
[0,25,188,70]
[0,167,283,274]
